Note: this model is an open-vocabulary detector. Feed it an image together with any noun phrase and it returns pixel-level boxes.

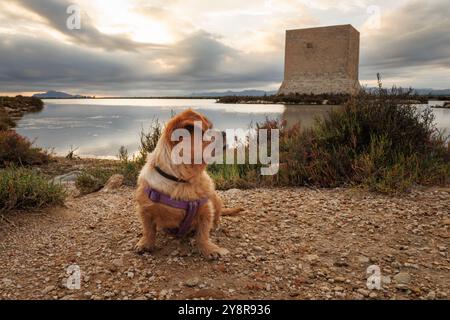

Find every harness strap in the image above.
[144,187,208,237]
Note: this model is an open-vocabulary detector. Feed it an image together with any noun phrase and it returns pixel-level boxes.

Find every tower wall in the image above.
[278,25,360,95]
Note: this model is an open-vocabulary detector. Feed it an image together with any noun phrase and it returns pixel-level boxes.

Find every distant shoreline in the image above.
[40,96,217,100]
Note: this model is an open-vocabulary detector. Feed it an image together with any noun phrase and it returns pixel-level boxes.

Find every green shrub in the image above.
[75,167,117,195]
[212,86,450,193]
[0,96,44,112]
[0,110,16,131]
[0,167,66,213]
[117,120,162,186]
[0,130,51,167]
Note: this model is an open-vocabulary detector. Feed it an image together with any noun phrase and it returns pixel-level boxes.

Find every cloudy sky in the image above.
[0,0,449,96]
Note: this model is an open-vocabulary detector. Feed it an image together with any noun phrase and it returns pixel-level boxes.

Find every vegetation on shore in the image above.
[0,109,16,131]
[0,95,44,130]
[0,96,43,116]
[0,96,62,214]
[0,131,51,167]
[217,93,352,105]
[212,87,449,193]
[216,89,429,105]
[1,96,50,168]
[75,85,449,195]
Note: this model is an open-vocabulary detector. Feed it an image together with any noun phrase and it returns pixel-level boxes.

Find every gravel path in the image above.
[0,186,449,300]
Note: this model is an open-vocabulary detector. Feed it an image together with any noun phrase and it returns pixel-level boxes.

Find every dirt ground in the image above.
[0,185,449,300]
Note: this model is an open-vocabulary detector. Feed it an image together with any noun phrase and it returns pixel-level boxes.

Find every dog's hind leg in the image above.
[211,192,244,228]
[210,193,223,229]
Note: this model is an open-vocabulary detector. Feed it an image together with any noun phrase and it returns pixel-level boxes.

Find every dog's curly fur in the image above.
[135,109,242,259]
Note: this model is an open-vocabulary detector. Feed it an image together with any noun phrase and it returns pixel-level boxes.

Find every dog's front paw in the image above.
[200,246,229,260]
[135,237,155,254]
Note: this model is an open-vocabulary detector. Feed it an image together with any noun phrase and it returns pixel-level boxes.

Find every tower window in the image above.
[307,42,313,49]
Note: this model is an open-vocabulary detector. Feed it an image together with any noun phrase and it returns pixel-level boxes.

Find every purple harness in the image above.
[145,187,208,237]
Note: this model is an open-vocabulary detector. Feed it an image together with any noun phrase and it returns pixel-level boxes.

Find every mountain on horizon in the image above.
[33,90,85,98]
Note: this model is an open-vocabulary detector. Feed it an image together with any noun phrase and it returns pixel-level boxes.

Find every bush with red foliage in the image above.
[0,130,51,167]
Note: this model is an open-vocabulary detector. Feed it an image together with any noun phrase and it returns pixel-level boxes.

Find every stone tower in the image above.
[278,24,360,95]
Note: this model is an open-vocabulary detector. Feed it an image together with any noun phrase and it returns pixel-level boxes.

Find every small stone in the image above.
[113,258,124,267]
[381,275,391,285]
[404,263,419,269]
[246,256,257,263]
[393,272,411,284]
[358,256,370,263]
[2,278,13,287]
[159,289,169,298]
[334,259,349,267]
[396,284,410,291]
[127,272,135,279]
[51,171,81,184]
[353,293,365,300]
[357,288,370,297]
[425,291,436,300]
[275,265,284,271]
[42,285,55,294]
[84,292,93,298]
[305,254,319,262]
[185,277,200,287]
[442,218,450,226]
[102,174,124,192]
[369,292,378,299]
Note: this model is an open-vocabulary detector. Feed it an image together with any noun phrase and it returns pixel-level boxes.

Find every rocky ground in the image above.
[0,184,449,300]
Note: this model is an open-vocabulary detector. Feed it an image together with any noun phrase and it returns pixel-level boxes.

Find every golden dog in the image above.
[135,109,242,259]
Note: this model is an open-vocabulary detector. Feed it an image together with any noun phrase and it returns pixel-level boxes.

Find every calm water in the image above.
[16,99,450,158]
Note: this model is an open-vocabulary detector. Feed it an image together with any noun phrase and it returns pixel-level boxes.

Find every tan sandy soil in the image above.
[0,185,449,300]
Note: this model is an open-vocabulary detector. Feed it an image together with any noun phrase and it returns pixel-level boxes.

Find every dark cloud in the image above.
[0,31,282,94]
[360,0,450,84]
[0,35,139,87]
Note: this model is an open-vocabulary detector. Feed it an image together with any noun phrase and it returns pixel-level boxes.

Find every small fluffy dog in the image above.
[135,109,242,259]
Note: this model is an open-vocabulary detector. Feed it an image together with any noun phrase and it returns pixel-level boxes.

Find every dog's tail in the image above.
[221,207,245,216]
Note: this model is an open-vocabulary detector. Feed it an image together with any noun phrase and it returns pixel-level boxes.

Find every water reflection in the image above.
[15,99,449,158]
[282,105,341,129]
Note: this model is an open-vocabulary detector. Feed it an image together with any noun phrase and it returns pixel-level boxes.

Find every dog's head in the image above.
[158,109,215,180]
